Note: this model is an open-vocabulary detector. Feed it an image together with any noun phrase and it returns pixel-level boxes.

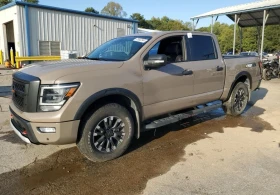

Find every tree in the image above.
[22,0,39,3]
[130,13,151,28]
[0,0,12,7]
[0,0,39,7]
[101,1,127,18]
[85,7,99,14]
[147,16,190,31]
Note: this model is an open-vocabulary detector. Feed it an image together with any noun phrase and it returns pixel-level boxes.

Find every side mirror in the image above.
[144,54,167,69]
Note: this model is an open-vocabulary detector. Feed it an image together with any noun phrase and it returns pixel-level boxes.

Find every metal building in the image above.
[0,1,138,61]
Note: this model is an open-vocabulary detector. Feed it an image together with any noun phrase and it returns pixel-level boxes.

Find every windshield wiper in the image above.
[85,57,108,61]
[85,57,124,61]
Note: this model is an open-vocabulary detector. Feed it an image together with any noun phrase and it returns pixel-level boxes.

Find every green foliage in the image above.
[198,22,280,53]
[22,0,39,3]
[101,1,127,18]
[148,16,190,31]
[85,7,99,14]
[0,0,12,7]
[130,13,191,31]
[0,0,39,6]
[130,13,152,28]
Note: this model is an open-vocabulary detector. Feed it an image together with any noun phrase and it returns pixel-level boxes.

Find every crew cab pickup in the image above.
[10,31,262,161]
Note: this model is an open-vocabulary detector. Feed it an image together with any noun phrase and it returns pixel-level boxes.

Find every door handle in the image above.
[182,69,193,75]
[216,66,224,71]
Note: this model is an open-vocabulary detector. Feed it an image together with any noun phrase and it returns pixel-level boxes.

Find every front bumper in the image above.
[10,107,80,145]
[10,120,31,144]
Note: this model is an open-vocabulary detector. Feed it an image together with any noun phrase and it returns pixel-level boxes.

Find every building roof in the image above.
[191,0,280,27]
[0,1,138,23]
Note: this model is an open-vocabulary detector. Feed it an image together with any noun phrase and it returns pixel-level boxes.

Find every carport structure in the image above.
[190,0,280,60]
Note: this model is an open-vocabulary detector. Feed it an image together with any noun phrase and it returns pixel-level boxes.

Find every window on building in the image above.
[39,41,61,56]
[117,28,125,37]
[186,35,217,61]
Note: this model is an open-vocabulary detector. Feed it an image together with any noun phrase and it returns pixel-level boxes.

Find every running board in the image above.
[145,102,222,129]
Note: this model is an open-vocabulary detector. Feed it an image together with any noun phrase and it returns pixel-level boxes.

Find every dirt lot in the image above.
[0,70,279,195]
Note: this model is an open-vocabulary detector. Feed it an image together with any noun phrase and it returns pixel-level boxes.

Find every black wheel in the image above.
[77,103,134,162]
[262,68,272,80]
[222,82,249,116]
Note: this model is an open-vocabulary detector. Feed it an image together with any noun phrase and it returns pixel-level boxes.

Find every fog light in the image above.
[38,127,56,133]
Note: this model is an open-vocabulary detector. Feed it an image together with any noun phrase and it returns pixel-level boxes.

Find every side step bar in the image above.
[145,102,222,129]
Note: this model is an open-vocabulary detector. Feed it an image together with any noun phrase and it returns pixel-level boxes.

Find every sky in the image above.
[39,0,259,28]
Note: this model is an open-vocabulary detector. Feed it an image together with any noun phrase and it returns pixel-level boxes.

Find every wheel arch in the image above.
[75,88,142,139]
[225,71,252,101]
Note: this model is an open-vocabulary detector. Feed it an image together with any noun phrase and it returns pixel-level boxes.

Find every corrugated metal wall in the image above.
[17,5,27,56]
[18,6,136,57]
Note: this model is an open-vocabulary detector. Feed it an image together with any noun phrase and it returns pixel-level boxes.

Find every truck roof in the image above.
[131,31,212,38]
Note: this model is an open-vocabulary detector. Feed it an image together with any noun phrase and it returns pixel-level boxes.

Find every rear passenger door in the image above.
[185,34,225,104]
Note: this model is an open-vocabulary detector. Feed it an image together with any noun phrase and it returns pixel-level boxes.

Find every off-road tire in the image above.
[77,103,134,162]
[222,82,249,116]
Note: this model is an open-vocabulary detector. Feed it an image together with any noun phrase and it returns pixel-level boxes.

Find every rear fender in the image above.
[225,71,252,101]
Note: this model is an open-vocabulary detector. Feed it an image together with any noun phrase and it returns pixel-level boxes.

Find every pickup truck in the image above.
[10,31,262,162]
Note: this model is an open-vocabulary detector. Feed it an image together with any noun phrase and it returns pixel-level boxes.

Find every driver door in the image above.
[142,34,195,119]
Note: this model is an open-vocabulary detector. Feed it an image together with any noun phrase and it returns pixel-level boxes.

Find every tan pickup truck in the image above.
[10,31,262,161]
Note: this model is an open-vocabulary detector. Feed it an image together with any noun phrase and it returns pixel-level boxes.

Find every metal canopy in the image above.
[191,0,280,27]
[227,8,280,27]
[190,0,280,59]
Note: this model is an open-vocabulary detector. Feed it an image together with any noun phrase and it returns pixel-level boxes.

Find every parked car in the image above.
[10,31,262,162]
[262,52,269,58]
[267,53,274,57]
[240,52,259,57]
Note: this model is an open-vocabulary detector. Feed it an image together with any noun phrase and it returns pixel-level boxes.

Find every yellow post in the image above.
[16,52,20,69]
[10,48,14,65]
[0,50,3,65]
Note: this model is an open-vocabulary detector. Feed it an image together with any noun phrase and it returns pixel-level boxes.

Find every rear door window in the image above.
[186,35,217,61]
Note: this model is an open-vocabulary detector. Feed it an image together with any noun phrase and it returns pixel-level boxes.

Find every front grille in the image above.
[12,79,27,111]
[13,81,25,93]
[12,72,40,112]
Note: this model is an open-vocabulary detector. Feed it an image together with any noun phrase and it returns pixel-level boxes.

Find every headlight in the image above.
[38,83,79,112]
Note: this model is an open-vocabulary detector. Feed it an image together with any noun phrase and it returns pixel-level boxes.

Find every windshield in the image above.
[86,36,152,61]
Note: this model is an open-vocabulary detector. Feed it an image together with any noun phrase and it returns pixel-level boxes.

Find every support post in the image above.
[16,52,20,69]
[192,19,195,31]
[0,50,3,65]
[215,16,219,22]
[233,14,237,55]
[233,14,240,55]
[10,48,14,66]
[211,16,214,33]
[260,10,269,61]
[239,27,243,52]
[257,26,261,54]
[192,19,199,31]
[195,19,199,31]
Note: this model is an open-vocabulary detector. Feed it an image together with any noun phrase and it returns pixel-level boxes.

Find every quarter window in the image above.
[186,35,217,61]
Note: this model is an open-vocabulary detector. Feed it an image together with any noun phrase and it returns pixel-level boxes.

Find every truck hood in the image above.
[19,59,123,84]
